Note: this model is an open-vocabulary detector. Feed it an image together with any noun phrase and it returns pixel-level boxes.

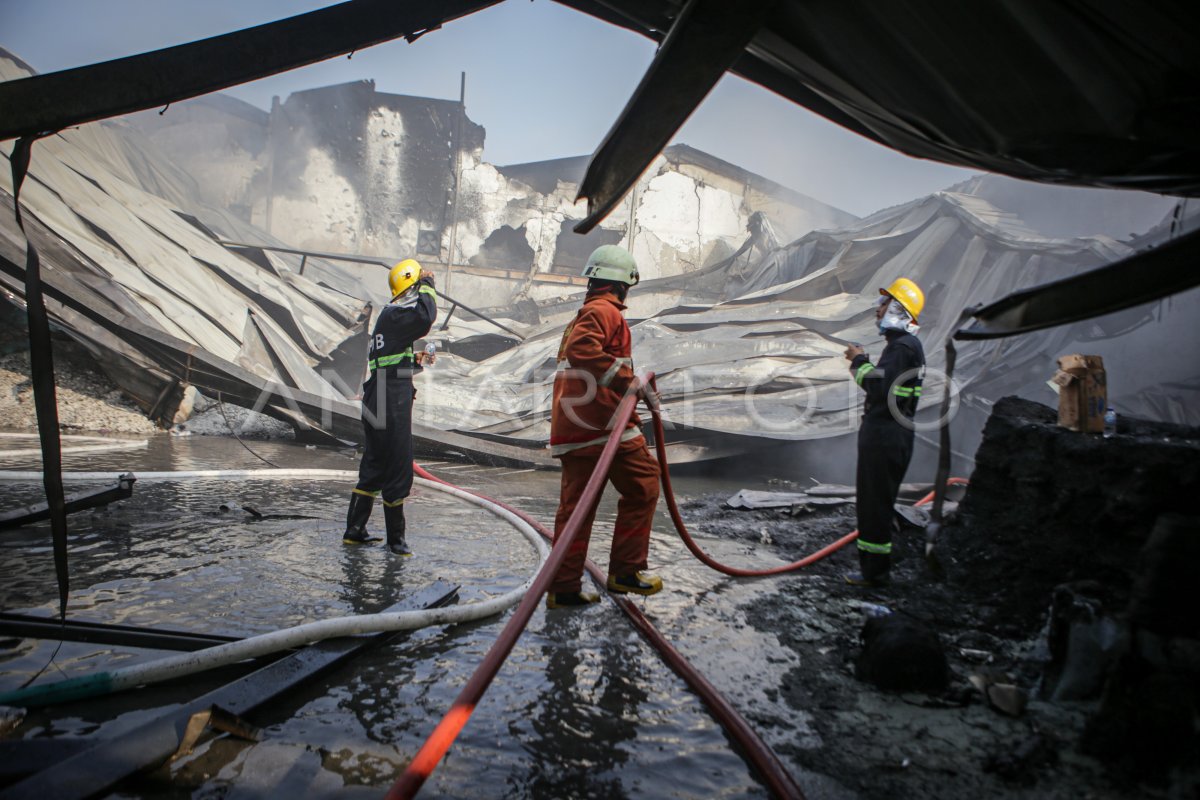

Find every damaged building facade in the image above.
[127,80,855,307]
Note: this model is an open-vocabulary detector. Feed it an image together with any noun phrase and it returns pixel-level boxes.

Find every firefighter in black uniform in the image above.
[843,278,926,587]
[342,258,437,556]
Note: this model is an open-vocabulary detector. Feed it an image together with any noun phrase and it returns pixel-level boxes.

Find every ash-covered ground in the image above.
[0,347,159,435]
[676,397,1200,799]
[679,495,1103,799]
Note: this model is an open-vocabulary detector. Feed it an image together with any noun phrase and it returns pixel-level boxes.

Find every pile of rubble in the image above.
[0,317,290,439]
[0,347,159,436]
[685,396,1200,798]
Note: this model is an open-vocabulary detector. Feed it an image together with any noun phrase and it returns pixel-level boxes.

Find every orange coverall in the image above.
[549,288,660,593]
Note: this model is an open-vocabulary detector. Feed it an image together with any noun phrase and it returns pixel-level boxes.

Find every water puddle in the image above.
[0,435,814,797]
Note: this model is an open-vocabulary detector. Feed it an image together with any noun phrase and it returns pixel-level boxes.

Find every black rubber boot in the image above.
[343,492,380,544]
[606,572,663,596]
[384,502,412,557]
[845,551,890,587]
[546,591,601,609]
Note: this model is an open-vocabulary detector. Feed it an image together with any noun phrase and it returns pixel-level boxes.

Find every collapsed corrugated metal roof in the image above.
[4,42,1195,466]
[414,190,1199,463]
[2,3,1197,465]
[0,54,554,466]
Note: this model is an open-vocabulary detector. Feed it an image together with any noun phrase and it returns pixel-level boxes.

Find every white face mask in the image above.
[879,299,919,335]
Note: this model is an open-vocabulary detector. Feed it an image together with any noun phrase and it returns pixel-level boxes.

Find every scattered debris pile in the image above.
[940,395,1200,631]
[0,314,291,439]
[938,396,1200,784]
[681,395,1200,797]
[0,331,158,436]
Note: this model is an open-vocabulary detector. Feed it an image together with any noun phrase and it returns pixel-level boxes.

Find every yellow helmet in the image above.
[388,259,422,298]
[880,277,924,321]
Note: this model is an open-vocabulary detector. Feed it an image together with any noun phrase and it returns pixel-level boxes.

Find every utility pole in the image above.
[445,71,466,297]
[264,95,280,235]
[624,177,640,255]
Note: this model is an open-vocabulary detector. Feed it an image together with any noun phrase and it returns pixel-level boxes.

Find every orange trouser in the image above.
[550,436,661,594]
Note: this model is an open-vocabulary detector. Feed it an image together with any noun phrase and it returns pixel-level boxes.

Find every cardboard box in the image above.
[1052,354,1107,432]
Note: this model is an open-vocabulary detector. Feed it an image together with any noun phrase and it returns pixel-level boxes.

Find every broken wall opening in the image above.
[552,219,625,274]
[469,225,535,271]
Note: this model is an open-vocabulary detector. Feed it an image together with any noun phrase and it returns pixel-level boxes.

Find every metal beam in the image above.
[221,240,390,268]
[220,240,526,340]
[0,580,459,800]
[0,613,241,653]
[0,0,502,141]
[0,474,135,531]
[574,0,779,233]
[955,227,1200,340]
[435,295,526,341]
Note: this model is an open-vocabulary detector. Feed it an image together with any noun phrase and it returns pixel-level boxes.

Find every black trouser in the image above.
[855,416,914,579]
[356,374,416,505]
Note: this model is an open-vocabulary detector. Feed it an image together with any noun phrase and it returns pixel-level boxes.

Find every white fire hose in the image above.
[0,470,549,707]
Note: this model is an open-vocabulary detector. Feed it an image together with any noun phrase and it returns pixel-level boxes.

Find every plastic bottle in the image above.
[1103,405,1117,438]
[424,341,437,368]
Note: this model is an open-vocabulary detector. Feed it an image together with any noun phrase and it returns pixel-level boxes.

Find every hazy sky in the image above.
[1,0,978,217]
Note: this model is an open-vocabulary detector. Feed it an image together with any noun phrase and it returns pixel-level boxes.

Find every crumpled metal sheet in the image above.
[725,490,851,510]
[0,1,503,141]
[0,125,365,394]
[565,0,1200,232]
[417,190,1155,447]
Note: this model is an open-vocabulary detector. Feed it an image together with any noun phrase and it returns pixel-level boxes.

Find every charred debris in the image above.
[694,396,1200,796]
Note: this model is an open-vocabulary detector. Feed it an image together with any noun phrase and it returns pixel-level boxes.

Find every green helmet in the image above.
[582,245,639,285]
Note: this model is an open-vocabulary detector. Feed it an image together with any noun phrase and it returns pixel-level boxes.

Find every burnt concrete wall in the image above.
[125,84,857,308]
[265,80,484,259]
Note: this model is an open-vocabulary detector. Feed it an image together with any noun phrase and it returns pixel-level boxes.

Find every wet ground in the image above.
[0,434,822,799]
[1,431,1188,798]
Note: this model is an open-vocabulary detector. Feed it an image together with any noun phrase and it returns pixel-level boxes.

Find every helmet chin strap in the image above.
[588,280,629,303]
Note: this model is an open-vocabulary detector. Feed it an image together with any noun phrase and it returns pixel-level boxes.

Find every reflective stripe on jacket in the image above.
[849,330,925,422]
[549,289,641,456]
[364,285,437,382]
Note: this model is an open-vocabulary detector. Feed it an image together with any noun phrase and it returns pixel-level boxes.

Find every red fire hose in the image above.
[387,388,645,799]
[646,375,970,576]
[390,371,966,799]
[403,464,806,800]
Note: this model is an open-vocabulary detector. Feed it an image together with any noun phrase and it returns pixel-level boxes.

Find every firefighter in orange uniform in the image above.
[546,245,663,609]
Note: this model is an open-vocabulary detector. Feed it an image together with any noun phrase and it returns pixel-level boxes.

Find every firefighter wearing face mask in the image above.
[842,278,926,587]
[546,245,664,609]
